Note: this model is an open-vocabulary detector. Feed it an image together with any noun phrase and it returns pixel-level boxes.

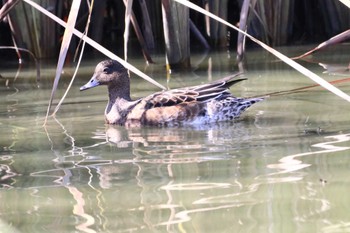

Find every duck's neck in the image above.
[106,82,131,114]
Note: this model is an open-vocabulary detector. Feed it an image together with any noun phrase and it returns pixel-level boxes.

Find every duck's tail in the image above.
[237,96,265,114]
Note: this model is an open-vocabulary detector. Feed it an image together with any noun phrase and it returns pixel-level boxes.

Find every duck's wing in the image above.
[144,76,246,108]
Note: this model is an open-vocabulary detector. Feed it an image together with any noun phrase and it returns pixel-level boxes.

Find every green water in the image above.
[1,45,350,232]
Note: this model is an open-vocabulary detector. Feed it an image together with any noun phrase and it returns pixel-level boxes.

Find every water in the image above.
[1,45,350,232]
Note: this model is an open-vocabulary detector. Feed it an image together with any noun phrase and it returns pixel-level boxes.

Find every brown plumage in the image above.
[80,60,263,126]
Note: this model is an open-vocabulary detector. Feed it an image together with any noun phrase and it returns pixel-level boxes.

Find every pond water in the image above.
[1,45,350,233]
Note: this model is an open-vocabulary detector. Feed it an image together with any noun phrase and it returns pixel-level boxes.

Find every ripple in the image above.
[160,182,232,191]
[260,133,350,182]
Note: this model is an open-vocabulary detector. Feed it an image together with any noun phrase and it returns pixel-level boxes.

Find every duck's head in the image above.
[80,60,128,91]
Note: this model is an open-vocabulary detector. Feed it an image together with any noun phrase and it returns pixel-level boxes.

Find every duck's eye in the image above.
[103,67,111,74]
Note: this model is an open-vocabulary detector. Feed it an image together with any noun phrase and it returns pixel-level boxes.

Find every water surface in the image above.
[1,46,350,232]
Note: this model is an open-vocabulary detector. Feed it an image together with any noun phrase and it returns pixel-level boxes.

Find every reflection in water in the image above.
[97,123,258,230]
[1,113,350,232]
[319,62,350,76]
[0,156,18,188]
[264,133,350,182]
[68,186,96,233]
[2,118,264,232]
[1,48,350,232]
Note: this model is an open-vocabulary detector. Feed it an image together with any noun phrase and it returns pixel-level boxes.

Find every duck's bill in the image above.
[80,75,100,91]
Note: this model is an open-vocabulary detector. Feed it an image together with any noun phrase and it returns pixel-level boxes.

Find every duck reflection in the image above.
[104,120,259,148]
[96,122,257,187]
[0,116,270,232]
[89,121,263,231]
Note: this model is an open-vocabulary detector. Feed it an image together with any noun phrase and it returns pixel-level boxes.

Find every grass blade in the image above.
[0,46,40,81]
[0,0,19,22]
[123,0,133,61]
[123,0,154,63]
[52,0,95,116]
[338,0,350,8]
[174,0,350,102]
[292,29,350,60]
[22,0,166,91]
[237,0,250,60]
[253,77,350,98]
[43,0,81,124]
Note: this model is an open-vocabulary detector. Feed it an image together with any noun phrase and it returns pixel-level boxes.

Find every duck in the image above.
[80,60,263,126]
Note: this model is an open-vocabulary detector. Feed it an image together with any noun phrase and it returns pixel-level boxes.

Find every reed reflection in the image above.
[81,122,263,231]
[2,113,346,232]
